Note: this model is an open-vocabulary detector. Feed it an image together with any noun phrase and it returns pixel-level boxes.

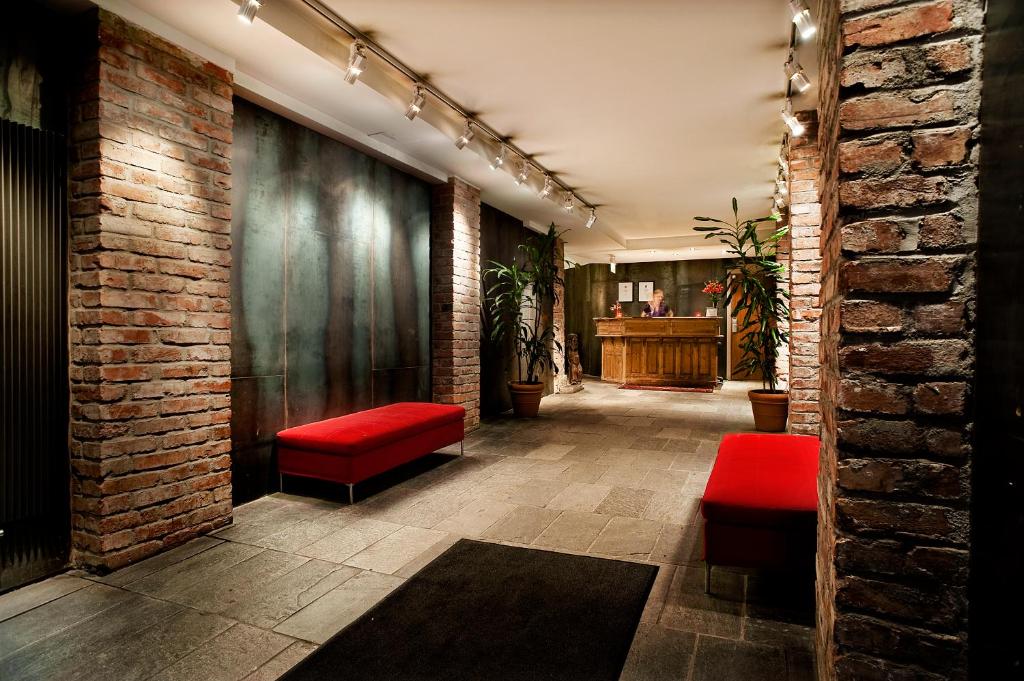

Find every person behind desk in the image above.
[641,288,674,317]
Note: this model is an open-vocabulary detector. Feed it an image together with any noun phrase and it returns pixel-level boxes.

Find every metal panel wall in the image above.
[230,99,431,504]
[0,119,69,592]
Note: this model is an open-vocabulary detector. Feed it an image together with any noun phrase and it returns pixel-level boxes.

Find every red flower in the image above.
[702,281,724,295]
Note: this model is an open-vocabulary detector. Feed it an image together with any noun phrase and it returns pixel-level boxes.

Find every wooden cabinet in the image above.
[594,317,723,387]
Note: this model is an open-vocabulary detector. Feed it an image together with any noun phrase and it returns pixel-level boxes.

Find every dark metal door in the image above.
[972,0,1024,674]
[0,118,69,592]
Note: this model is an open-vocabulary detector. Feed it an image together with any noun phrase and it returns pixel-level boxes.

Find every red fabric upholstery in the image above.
[277,403,465,456]
[701,433,819,527]
[701,433,819,571]
[276,403,465,487]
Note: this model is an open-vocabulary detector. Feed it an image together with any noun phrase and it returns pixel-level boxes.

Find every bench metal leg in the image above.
[279,472,283,493]
[460,440,464,456]
[704,562,712,594]
[347,483,354,505]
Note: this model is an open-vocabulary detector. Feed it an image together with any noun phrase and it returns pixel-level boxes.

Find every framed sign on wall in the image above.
[618,282,634,302]
[638,281,654,301]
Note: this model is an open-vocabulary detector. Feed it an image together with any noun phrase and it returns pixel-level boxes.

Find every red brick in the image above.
[844,0,954,48]
[911,127,971,168]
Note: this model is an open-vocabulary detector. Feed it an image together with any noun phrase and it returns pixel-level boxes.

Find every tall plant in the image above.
[484,223,565,384]
[693,198,790,392]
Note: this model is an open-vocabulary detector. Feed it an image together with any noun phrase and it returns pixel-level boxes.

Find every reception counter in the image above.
[594,317,723,387]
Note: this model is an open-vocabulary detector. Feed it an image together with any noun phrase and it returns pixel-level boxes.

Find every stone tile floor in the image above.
[0,378,814,680]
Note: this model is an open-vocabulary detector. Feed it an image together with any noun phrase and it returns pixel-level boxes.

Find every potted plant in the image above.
[694,199,790,431]
[702,280,725,317]
[484,223,565,417]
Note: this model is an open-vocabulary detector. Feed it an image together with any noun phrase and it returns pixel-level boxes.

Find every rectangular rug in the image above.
[282,539,658,681]
[619,383,714,393]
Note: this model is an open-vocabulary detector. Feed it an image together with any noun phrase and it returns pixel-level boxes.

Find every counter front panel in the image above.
[594,317,723,387]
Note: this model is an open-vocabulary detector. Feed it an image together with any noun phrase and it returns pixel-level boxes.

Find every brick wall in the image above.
[815,1,983,678]
[431,177,481,430]
[787,112,823,436]
[68,9,234,571]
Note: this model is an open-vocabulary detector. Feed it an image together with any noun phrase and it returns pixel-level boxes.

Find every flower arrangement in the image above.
[609,301,622,318]
[702,280,725,308]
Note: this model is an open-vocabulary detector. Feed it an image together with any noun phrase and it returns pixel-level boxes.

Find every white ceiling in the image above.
[90,0,817,264]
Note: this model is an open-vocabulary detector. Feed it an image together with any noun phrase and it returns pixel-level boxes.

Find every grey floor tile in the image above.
[619,623,697,681]
[690,635,787,681]
[223,561,360,629]
[507,478,570,507]
[643,492,701,525]
[99,537,224,588]
[163,550,309,612]
[639,469,692,494]
[297,518,403,564]
[344,526,449,574]
[125,542,265,601]
[589,517,662,559]
[433,497,516,537]
[650,523,703,566]
[241,641,317,681]
[273,571,404,644]
[533,511,611,552]
[0,583,133,656]
[595,486,654,518]
[545,482,612,512]
[394,533,462,579]
[659,567,744,639]
[149,622,294,681]
[482,506,561,544]
[0,574,92,623]
[0,592,185,681]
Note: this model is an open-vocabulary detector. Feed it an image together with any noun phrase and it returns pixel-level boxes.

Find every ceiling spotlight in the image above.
[455,120,474,150]
[237,0,261,24]
[585,208,597,229]
[788,0,817,40]
[404,86,425,120]
[609,255,616,274]
[563,193,574,213]
[539,175,553,199]
[514,161,530,187]
[781,101,805,137]
[785,55,812,94]
[776,177,787,194]
[778,154,789,174]
[490,143,507,170]
[345,42,367,84]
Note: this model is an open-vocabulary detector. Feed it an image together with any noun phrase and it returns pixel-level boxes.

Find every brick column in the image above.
[787,111,823,436]
[68,9,234,571]
[552,237,569,393]
[815,1,982,678]
[430,177,481,430]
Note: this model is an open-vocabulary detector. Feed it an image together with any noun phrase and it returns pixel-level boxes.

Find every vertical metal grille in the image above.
[0,118,69,592]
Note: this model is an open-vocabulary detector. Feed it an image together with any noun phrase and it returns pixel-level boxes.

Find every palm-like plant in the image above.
[484,223,564,384]
[693,198,789,392]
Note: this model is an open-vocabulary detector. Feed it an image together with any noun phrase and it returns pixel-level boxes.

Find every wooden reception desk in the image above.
[594,317,723,387]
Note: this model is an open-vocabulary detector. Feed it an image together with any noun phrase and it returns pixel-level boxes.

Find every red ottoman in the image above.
[276,402,466,503]
[700,433,819,592]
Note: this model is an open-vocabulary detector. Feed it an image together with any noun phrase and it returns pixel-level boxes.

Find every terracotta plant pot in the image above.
[509,381,545,417]
[748,389,789,432]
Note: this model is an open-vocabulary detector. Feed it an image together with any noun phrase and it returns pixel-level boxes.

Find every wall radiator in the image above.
[0,118,69,592]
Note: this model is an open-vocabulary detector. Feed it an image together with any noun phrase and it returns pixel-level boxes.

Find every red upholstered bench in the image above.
[276,402,466,504]
[700,433,819,592]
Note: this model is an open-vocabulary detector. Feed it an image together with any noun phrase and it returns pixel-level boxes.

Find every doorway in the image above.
[971,0,1024,674]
